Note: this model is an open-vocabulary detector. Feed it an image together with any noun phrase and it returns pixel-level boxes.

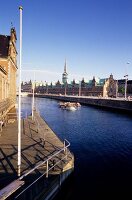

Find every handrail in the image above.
[15,139,70,199]
[19,138,70,180]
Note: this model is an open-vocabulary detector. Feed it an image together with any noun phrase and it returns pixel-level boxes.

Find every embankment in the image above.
[32,94,132,113]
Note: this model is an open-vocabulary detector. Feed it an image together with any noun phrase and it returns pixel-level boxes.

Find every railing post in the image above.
[65,147,68,160]
[64,140,68,160]
[46,160,49,178]
[64,140,66,153]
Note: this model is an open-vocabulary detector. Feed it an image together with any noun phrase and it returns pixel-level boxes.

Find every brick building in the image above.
[118,79,132,96]
[0,28,17,115]
[22,61,117,98]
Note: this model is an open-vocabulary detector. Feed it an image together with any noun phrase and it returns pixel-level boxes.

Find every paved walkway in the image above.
[0,110,74,190]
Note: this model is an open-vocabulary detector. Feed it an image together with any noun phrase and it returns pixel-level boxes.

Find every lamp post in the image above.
[116,80,118,98]
[124,74,128,100]
[47,83,48,94]
[124,62,130,100]
[32,70,35,120]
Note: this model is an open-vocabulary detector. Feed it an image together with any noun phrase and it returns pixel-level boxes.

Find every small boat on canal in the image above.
[59,102,81,111]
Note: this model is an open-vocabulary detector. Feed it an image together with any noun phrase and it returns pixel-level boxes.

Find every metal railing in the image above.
[15,139,70,199]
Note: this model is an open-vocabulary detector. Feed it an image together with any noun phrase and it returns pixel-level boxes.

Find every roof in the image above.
[128,80,132,84]
[87,78,107,86]
[97,78,107,85]
[118,79,132,84]
[0,35,10,58]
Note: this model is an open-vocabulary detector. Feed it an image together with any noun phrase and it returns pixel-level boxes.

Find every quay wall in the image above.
[12,168,74,200]
[32,94,132,113]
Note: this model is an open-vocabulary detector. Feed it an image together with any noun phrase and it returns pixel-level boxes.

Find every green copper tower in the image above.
[62,59,68,84]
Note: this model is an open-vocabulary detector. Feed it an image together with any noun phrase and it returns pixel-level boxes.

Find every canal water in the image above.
[21,97,132,200]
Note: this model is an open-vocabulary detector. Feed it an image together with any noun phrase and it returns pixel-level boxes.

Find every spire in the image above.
[11,22,13,28]
[62,59,68,84]
[64,59,67,73]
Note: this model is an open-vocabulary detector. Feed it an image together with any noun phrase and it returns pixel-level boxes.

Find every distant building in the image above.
[118,79,132,96]
[21,80,32,93]
[21,60,118,97]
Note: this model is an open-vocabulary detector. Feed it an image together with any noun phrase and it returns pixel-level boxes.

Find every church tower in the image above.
[62,59,68,84]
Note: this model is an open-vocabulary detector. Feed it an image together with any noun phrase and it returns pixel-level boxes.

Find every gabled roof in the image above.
[0,35,10,58]
[87,80,92,85]
[97,78,107,85]
[87,78,107,86]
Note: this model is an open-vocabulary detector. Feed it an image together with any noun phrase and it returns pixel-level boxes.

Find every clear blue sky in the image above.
[1,0,132,83]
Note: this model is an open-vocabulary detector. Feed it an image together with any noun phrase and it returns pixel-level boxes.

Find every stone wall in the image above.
[36,94,132,113]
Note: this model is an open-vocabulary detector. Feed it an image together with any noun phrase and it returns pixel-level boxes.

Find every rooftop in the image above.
[0,35,10,58]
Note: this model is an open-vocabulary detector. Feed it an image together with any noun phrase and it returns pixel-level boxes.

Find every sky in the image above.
[1,0,132,84]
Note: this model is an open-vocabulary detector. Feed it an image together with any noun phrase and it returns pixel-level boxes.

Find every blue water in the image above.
[21,97,132,199]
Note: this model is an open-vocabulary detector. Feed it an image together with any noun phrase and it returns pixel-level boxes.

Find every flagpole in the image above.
[32,70,35,120]
[18,6,23,176]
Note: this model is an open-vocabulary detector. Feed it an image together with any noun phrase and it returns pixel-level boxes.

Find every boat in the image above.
[65,106,76,111]
[59,102,80,111]
[75,102,81,107]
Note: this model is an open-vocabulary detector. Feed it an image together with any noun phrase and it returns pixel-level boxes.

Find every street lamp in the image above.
[116,80,118,98]
[46,83,48,94]
[124,74,128,100]
[124,62,130,100]
[32,70,35,120]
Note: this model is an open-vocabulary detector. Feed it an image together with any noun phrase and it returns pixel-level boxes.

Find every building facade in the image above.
[22,61,118,98]
[0,28,17,114]
[118,79,132,96]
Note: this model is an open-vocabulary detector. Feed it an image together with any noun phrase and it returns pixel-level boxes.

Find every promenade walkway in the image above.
[0,110,74,199]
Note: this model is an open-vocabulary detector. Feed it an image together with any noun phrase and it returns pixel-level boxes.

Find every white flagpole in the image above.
[18,6,23,176]
[32,70,35,120]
